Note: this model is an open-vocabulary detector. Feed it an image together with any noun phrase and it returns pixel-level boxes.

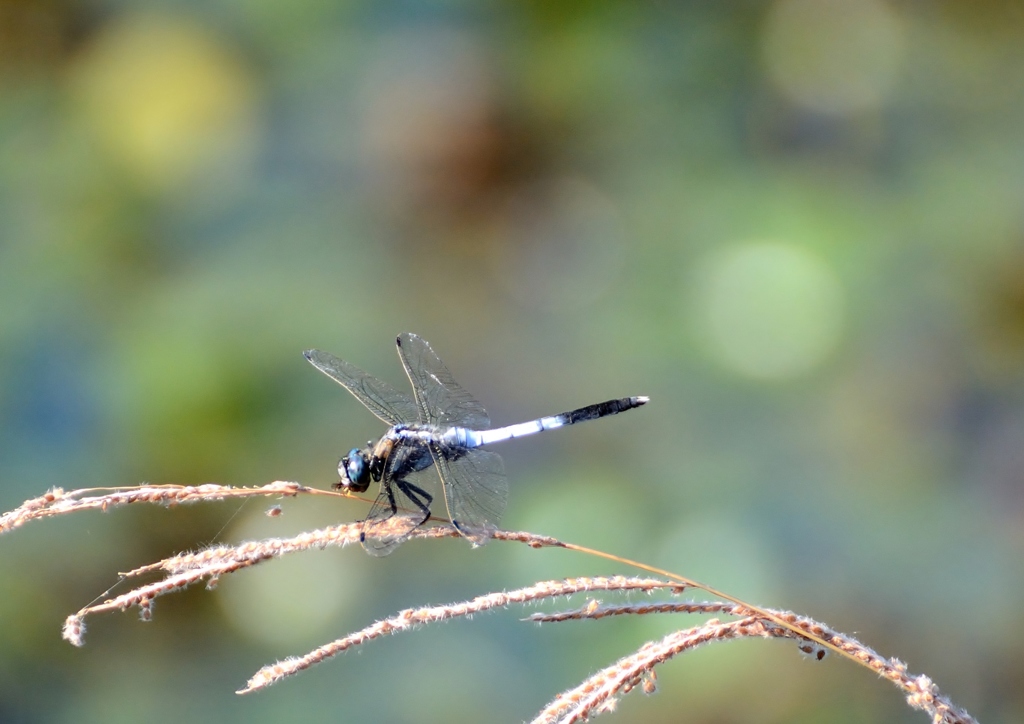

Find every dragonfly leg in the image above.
[395,479,433,525]
[359,484,399,545]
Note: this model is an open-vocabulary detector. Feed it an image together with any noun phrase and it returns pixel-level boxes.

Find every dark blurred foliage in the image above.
[1,1,1023,722]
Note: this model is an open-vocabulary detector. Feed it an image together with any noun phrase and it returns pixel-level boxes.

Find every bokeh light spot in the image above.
[72,13,258,190]
[693,241,844,380]
[761,0,905,115]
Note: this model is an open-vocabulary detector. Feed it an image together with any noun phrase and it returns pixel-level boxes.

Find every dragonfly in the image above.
[304,333,648,556]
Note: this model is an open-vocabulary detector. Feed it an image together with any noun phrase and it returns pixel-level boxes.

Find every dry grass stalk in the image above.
[528,603,976,724]
[63,512,569,649]
[63,521,366,646]
[528,600,750,623]
[239,575,688,694]
[532,616,765,723]
[2,482,979,724]
[0,481,310,534]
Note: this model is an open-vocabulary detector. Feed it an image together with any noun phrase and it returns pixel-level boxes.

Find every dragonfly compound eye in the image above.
[338,448,370,492]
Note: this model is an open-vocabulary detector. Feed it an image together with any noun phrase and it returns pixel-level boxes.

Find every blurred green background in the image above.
[1,1,1022,722]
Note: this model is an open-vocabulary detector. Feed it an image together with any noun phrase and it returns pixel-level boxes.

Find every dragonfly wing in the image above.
[432,446,507,547]
[304,349,418,426]
[395,333,489,428]
[360,487,423,557]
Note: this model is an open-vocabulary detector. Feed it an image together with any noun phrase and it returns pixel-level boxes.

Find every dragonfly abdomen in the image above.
[563,395,649,423]
[471,395,649,447]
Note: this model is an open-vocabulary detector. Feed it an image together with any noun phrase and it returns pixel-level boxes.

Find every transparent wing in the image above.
[433,446,507,547]
[304,349,418,426]
[360,447,439,557]
[360,486,423,557]
[395,333,490,428]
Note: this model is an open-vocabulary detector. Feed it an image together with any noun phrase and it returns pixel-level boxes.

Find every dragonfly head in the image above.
[336,447,371,492]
